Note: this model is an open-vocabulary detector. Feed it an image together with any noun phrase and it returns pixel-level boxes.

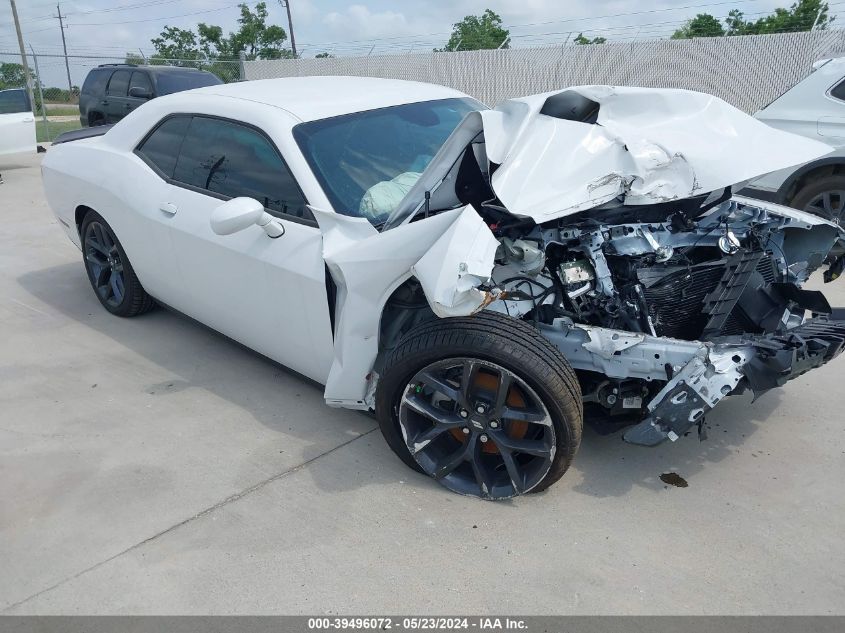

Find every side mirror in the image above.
[210,197,284,238]
[128,86,152,99]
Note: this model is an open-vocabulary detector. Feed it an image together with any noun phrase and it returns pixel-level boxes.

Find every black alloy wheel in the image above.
[397,357,557,499]
[79,210,155,317]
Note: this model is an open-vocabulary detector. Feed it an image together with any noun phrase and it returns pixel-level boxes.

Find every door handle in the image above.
[159,202,177,215]
[101,100,109,106]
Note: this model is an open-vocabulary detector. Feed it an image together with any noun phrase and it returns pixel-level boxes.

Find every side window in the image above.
[106,70,130,97]
[136,116,191,178]
[0,89,30,114]
[82,69,110,95]
[173,116,311,220]
[831,79,845,102]
[129,71,153,96]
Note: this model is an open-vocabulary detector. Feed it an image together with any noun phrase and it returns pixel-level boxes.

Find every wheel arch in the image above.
[375,275,437,371]
[74,204,95,236]
[781,157,845,205]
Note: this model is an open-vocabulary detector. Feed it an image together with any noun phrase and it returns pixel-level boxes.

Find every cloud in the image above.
[322,5,417,39]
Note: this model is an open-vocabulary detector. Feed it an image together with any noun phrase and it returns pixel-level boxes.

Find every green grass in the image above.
[36,119,82,143]
[43,105,80,116]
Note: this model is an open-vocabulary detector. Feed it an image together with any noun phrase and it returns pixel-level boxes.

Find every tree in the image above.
[151,26,202,62]
[0,62,26,89]
[124,52,146,65]
[672,0,832,39]
[197,2,292,60]
[574,33,607,45]
[671,13,726,39]
[150,2,293,64]
[439,9,510,51]
[726,0,832,35]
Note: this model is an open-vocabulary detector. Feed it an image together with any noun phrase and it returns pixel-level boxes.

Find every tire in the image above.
[80,210,155,317]
[790,175,845,223]
[375,310,582,499]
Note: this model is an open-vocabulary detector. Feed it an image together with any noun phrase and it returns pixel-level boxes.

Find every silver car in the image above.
[747,57,845,221]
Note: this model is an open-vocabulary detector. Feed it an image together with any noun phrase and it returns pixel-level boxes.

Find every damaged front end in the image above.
[315,85,845,448]
[512,197,845,445]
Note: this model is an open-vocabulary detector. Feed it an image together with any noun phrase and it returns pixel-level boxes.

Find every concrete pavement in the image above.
[1,150,843,614]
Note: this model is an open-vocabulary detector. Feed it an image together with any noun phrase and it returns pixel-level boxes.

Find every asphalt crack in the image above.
[2,427,378,613]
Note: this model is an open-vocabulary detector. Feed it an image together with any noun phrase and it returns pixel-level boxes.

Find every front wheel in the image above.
[791,175,845,223]
[375,311,583,500]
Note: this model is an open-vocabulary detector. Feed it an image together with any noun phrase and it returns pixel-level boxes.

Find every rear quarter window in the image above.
[831,79,845,102]
[136,116,191,178]
[82,69,111,95]
[154,71,223,95]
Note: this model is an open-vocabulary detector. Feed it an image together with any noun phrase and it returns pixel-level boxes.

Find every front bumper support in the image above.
[537,315,845,447]
[623,315,845,445]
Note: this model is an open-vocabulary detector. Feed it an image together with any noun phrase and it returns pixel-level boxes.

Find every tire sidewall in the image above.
[791,175,845,221]
[375,327,580,490]
[80,211,135,317]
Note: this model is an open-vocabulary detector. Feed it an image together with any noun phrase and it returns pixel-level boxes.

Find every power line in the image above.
[295,4,844,53]
[66,3,250,27]
[284,0,779,50]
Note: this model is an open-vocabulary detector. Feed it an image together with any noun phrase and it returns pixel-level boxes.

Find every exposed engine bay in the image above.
[482,194,845,444]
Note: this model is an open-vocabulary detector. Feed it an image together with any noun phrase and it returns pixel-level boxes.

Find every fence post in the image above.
[238,51,246,82]
[29,46,49,142]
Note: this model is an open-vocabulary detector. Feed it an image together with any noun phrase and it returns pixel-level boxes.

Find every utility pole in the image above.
[278,0,297,58]
[9,0,36,113]
[811,6,824,30]
[55,4,73,95]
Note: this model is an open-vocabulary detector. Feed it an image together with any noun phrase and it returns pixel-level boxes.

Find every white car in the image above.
[42,77,845,499]
[0,88,36,161]
[747,56,845,221]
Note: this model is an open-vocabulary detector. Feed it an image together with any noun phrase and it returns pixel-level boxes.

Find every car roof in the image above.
[95,64,214,74]
[189,76,472,122]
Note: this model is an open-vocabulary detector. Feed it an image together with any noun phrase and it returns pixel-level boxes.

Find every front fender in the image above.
[310,206,498,407]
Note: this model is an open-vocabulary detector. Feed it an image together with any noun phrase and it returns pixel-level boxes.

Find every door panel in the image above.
[162,185,334,383]
[0,112,35,157]
[124,71,152,116]
[0,89,35,156]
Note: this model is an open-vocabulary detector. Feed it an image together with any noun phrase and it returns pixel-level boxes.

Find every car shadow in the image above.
[0,160,31,171]
[17,261,779,502]
[565,389,779,498]
[15,262,409,497]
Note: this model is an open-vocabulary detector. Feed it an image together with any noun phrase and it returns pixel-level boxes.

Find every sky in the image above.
[0,0,831,87]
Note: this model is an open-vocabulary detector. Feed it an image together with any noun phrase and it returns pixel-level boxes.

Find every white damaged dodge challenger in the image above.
[42,77,845,499]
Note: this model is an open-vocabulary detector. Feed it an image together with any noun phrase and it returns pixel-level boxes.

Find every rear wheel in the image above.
[80,211,155,317]
[375,311,582,499]
[791,175,845,223]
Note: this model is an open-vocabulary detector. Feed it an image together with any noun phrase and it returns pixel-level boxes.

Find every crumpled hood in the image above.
[387,86,833,228]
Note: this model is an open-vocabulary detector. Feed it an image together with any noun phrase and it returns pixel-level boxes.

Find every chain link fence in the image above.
[245,30,845,113]
[0,51,241,141]
[4,28,845,143]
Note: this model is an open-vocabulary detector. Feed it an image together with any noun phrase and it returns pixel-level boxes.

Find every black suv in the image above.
[79,64,223,127]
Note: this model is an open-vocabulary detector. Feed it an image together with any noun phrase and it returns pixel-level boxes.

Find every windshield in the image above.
[155,71,223,95]
[293,97,482,224]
